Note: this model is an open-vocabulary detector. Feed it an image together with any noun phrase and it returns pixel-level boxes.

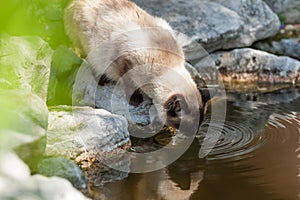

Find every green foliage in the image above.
[0,0,71,48]
[0,0,83,172]
[277,12,286,24]
[47,46,83,106]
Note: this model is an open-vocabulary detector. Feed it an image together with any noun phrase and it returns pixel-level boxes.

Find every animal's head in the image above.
[163,86,216,134]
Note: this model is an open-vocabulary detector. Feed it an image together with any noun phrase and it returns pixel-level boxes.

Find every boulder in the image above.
[133,0,280,54]
[46,106,131,187]
[72,60,206,127]
[37,157,87,189]
[263,0,287,13]
[196,48,300,89]
[254,38,300,60]
[0,152,90,200]
[263,0,300,23]
[46,106,130,158]
[72,61,152,126]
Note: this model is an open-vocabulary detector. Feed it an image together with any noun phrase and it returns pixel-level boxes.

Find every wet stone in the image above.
[37,157,87,189]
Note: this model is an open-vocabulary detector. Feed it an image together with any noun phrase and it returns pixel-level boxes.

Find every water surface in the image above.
[89,87,300,200]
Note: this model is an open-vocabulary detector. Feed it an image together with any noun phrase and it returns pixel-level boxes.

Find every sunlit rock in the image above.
[254,38,300,60]
[133,0,280,54]
[46,106,130,157]
[0,151,90,200]
[263,0,300,23]
[73,60,206,127]
[72,61,152,126]
[197,48,300,90]
[46,106,131,186]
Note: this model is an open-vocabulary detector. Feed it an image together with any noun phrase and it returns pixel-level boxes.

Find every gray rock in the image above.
[254,39,300,60]
[46,106,130,157]
[95,83,153,126]
[133,0,280,54]
[72,61,206,128]
[72,61,152,126]
[46,106,131,186]
[211,0,280,40]
[263,0,288,13]
[83,153,130,186]
[0,151,90,200]
[264,0,300,23]
[284,0,300,24]
[198,48,300,85]
[280,39,300,59]
[37,157,87,189]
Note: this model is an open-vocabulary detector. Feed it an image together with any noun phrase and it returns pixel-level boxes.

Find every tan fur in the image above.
[64,0,205,128]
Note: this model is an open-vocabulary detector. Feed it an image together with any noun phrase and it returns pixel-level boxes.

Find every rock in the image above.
[72,61,206,128]
[263,0,300,23]
[279,39,300,60]
[82,157,130,187]
[46,106,131,187]
[0,151,90,200]
[197,48,300,89]
[132,0,280,54]
[47,45,82,106]
[283,1,300,24]
[254,38,300,60]
[46,105,130,159]
[72,61,152,126]
[263,0,287,13]
[95,83,153,126]
[37,157,87,189]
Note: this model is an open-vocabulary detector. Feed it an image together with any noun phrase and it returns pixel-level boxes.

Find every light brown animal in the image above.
[64,0,214,132]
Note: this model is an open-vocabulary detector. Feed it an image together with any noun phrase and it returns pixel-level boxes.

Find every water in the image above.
[87,87,300,200]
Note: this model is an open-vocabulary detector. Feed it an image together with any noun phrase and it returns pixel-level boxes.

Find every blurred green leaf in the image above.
[0,0,71,48]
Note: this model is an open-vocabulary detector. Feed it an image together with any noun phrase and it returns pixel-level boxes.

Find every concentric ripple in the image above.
[198,119,270,161]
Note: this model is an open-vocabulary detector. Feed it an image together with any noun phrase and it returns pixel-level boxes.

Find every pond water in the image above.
[89,87,300,200]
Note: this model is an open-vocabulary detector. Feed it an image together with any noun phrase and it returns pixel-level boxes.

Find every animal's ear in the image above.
[199,88,217,105]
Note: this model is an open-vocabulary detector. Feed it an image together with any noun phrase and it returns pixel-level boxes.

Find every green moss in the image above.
[277,12,286,24]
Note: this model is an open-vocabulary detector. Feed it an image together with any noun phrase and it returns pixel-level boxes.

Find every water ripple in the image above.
[198,119,270,161]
